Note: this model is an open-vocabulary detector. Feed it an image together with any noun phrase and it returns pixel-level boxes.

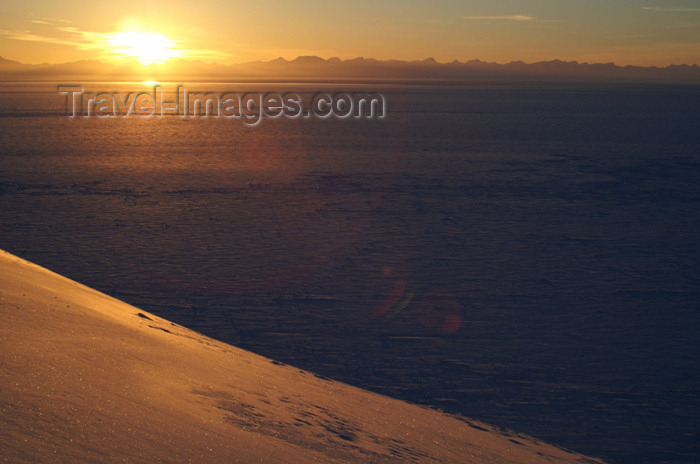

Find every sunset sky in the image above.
[1,0,699,66]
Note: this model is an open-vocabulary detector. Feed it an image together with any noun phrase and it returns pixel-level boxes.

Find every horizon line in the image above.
[2,55,700,69]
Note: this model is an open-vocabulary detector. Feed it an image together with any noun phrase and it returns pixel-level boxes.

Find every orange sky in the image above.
[1,0,699,66]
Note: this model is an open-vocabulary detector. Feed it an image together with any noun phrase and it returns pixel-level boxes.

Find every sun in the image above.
[108,30,182,65]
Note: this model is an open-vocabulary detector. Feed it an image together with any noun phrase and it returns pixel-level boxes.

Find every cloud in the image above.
[29,17,72,26]
[55,27,116,51]
[642,7,700,12]
[0,30,85,48]
[0,23,232,63]
[175,47,234,62]
[1,26,128,53]
[463,15,535,21]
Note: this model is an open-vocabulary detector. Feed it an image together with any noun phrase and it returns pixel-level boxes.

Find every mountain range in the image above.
[1,55,699,84]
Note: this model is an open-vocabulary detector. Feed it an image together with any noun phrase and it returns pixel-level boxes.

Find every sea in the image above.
[1,81,699,464]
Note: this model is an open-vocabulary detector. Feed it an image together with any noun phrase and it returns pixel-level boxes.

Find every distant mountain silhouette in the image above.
[0,56,24,68]
[1,55,698,84]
